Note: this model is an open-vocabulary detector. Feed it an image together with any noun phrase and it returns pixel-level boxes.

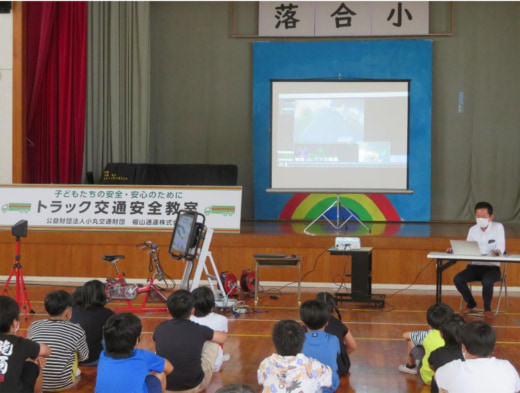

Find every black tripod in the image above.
[2,233,33,319]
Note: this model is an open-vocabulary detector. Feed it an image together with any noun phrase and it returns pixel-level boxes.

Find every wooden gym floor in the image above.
[9,284,520,393]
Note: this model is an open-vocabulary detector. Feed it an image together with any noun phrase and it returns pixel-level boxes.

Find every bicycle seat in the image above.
[103,255,125,263]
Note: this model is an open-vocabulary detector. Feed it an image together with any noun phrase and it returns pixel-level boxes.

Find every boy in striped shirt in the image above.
[28,290,89,391]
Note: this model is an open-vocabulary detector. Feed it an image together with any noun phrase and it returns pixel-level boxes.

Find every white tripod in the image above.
[180,227,236,308]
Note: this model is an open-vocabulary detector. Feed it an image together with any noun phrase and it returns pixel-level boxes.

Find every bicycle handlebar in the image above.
[136,241,158,251]
[136,241,164,280]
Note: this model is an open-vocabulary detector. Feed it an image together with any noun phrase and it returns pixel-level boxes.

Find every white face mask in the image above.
[476,217,490,228]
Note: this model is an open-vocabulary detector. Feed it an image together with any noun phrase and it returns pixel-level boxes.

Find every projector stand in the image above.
[304,194,371,234]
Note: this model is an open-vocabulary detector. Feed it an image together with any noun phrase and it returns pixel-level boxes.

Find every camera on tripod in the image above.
[12,220,28,238]
[2,219,33,318]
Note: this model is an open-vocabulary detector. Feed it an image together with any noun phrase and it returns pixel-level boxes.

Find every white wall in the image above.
[0,12,13,184]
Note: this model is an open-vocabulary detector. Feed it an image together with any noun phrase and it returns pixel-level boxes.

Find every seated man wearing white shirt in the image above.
[435,321,520,393]
[453,201,505,319]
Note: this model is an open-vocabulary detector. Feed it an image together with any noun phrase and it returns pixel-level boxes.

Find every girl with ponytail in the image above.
[316,292,357,376]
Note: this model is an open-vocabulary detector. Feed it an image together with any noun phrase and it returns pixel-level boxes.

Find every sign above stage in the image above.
[0,185,242,233]
[259,2,429,37]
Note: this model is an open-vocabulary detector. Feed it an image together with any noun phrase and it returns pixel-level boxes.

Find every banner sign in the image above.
[259,1,429,37]
[0,185,242,233]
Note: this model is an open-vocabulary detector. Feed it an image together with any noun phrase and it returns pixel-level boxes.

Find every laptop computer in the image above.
[450,240,486,256]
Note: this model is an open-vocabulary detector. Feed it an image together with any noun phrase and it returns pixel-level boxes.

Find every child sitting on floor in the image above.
[0,295,51,393]
[428,313,466,393]
[436,321,520,392]
[95,313,173,393]
[300,299,340,392]
[153,289,226,392]
[257,319,332,393]
[71,280,114,366]
[316,292,357,376]
[28,290,89,391]
[398,303,454,386]
[190,286,230,371]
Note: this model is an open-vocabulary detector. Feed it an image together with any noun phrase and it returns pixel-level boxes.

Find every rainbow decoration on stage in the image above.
[280,193,400,221]
[279,193,401,235]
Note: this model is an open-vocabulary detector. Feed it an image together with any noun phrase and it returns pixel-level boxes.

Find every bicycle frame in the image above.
[104,241,168,312]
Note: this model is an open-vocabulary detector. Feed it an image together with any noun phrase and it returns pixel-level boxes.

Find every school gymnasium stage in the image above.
[1,220,520,392]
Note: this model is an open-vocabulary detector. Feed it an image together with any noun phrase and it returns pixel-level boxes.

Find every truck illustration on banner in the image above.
[2,203,32,213]
[204,205,235,216]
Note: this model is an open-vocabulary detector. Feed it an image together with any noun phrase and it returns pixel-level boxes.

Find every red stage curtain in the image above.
[25,2,88,184]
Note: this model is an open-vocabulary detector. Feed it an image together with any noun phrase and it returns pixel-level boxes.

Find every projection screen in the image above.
[269,80,411,193]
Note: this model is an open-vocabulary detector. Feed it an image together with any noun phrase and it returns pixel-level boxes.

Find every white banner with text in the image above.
[0,185,242,233]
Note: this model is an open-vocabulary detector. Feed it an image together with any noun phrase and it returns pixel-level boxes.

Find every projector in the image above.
[335,237,361,250]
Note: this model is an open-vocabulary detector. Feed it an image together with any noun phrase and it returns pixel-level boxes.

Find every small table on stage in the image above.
[328,247,385,307]
[427,252,520,304]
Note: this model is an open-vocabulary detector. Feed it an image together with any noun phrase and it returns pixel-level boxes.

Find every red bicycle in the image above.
[104,241,173,312]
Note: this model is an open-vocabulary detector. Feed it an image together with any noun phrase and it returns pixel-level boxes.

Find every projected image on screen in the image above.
[293,99,364,144]
[271,80,410,192]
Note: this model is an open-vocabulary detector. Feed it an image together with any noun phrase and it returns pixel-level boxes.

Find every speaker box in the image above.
[0,2,12,14]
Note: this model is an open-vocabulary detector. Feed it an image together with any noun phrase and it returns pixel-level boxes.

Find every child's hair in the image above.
[192,286,215,317]
[272,319,305,356]
[440,314,466,348]
[80,280,108,309]
[426,303,454,330]
[215,383,255,393]
[299,299,330,330]
[103,313,142,359]
[166,289,194,319]
[71,286,84,307]
[0,296,19,333]
[316,292,342,321]
[44,290,73,317]
[462,320,496,358]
